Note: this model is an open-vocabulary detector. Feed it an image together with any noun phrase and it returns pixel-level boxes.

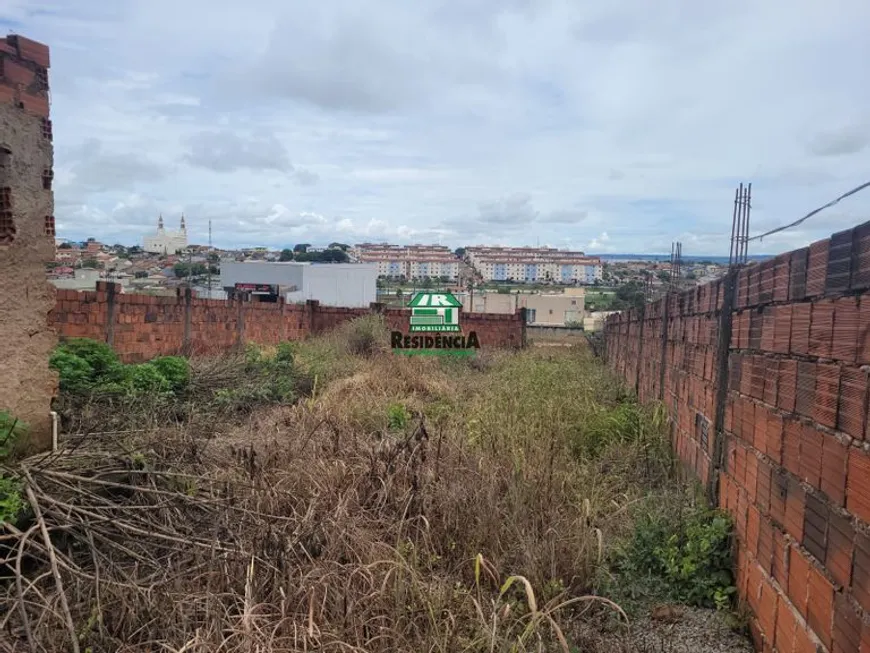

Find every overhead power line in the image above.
[748,179,870,243]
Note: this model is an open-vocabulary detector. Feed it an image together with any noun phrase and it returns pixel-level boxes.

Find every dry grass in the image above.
[1,320,674,653]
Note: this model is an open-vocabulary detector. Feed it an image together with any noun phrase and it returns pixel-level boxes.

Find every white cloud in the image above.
[9,0,870,254]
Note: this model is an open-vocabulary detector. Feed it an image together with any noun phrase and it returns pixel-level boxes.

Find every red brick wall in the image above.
[50,283,526,362]
[604,223,870,652]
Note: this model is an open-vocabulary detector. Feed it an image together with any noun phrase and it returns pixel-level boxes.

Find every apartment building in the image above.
[466,246,602,284]
[352,243,460,280]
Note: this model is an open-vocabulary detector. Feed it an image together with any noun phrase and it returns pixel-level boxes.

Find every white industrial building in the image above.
[219,261,377,308]
[144,215,188,255]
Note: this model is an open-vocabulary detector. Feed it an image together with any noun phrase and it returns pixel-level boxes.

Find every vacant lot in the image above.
[1,317,747,652]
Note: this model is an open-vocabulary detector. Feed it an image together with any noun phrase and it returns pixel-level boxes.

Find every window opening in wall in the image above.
[44,215,55,237]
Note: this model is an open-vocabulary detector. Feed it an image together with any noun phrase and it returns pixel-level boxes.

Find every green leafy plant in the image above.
[0,410,28,459]
[150,356,189,392]
[387,403,410,430]
[0,411,26,524]
[51,339,190,398]
[607,500,736,612]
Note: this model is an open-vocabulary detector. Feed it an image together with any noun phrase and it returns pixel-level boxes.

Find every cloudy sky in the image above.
[3,0,870,254]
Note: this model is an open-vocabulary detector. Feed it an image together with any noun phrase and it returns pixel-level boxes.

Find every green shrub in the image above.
[0,411,27,459]
[0,411,26,524]
[50,338,126,393]
[0,475,25,524]
[150,356,189,392]
[607,500,736,611]
[275,341,296,364]
[127,363,172,394]
[387,403,410,430]
[51,339,190,398]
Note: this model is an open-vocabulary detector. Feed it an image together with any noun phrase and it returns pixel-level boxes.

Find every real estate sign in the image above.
[392,292,479,356]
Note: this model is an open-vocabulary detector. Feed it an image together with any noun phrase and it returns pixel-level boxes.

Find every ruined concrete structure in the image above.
[0,34,56,450]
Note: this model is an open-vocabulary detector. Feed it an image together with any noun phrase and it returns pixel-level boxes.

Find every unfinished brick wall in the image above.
[604,222,870,652]
[0,34,56,451]
[49,283,526,362]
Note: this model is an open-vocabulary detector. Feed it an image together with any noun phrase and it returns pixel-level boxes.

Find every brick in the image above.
[771,471,788,526]
[807,563,835,649]
[791,247,809,301]
[821,435,848,507]
[802,491,829,562]
[847,447,870,525]
[784,418,802,478]
[762,306,776,352]
[833,296,860,363]
[826,511,854,589]
[855,533,870,614]
[833,592,862,653]
[7,35,51,67]
[778,360,798,413]
[859,297,870,365]
[810,299,835,359]
[776,592,798,653]
[773,525,789,582]
[839,366,868,440]
[796,362,817,419]
[815,363,841,429]
[747,451,760,499]
[741,397,757,446]
[758,575,779,643]
[774,304,793,354]
[792,302,812,356]
[785,478,806,544]
[807,239,831,297]
[800,424,824,489]
[767,410,784,465]
[774,254,791,302]
[764,358,779,407]
[19,91,49,117]
[795,625,819,653]
[749,309,763,350]
[827,228,855,294]
[853,221,870,291]
[758,512,775,572]
[742,355,755,396]
[788,545,811,618]
[748,503,761,557]
[0,58,34,86]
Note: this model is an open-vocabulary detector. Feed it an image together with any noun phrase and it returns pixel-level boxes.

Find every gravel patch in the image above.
[627,606,753,653]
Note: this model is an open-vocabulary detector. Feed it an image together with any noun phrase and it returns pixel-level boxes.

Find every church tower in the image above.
[180,214,186,232]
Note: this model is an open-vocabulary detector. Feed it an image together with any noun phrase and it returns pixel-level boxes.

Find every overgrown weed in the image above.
[3,320,735,652]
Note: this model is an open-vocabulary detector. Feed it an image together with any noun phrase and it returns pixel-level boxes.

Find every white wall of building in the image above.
[220,261,304,290]
[285,264,378,308]
[144,232,187,255]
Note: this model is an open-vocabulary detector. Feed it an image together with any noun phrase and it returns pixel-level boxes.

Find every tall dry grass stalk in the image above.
[1,323,670,652]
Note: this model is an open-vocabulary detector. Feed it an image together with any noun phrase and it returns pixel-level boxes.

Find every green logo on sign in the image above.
[407,292,462,332]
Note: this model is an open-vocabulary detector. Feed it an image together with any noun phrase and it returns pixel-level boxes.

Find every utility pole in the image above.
[206,219,212,298]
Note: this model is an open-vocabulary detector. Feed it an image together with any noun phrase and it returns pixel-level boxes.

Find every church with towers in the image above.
[143,214,188,255]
